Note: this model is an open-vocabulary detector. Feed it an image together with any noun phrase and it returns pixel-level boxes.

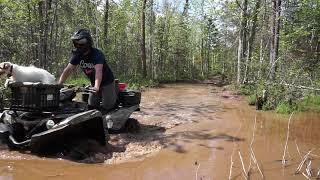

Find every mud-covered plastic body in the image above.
[0,81,141,153]
[0,110,106,154]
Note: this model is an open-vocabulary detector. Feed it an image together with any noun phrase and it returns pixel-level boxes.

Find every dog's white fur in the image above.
[0,62,56,87]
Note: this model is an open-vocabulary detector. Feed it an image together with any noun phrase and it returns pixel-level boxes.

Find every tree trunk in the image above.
[38,0,52,69]
[237,0,248,84]
[200,0,205,77]
[49,0,58,70]
[38,1,44,67]
[103,0,109,49]
[269,0,281,80]
[258,0,267,79]
[140,0,147,78]
[243,0,261,83]
[148,0,155,79]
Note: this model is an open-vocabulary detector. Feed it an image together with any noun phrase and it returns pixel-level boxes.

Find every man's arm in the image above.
[93,64,103,91]
[58,63,77,84]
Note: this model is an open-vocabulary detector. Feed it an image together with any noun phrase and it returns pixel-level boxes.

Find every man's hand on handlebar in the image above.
[89,86,99,93]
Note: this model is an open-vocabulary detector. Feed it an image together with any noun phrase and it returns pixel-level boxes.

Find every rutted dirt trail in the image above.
[0,83,320,180]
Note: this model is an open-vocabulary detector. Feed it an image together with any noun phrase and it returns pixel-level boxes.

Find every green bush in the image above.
[275,102,293,114]
[239,84,255,95]
[247,94,256,106]
[296,95,320,112]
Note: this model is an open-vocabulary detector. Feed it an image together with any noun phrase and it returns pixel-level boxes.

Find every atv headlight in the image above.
[105,115,113,129]
[46,120,55,129]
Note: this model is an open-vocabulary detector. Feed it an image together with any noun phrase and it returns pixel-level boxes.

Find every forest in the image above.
[0,0,319,112]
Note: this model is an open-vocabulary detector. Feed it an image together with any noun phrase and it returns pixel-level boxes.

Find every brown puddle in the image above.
[0,83,320,180]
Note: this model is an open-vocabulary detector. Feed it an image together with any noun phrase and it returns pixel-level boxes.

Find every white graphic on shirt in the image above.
[80,60,94,69]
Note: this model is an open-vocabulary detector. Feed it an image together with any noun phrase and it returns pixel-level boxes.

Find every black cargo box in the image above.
[118,90,141,107]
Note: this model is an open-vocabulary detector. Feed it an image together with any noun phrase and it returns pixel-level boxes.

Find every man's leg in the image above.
[101,82,117,111]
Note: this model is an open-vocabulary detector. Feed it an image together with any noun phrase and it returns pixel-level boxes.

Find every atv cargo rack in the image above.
[8,82,63,112]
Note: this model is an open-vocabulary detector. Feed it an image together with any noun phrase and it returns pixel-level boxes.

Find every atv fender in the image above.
[29,110,107,154]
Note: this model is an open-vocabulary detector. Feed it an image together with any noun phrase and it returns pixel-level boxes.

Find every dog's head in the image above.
[0,62,13,76]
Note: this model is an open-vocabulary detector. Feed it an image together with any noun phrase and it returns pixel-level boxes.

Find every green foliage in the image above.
[65,75,90,86]
[296,95,320,112]
[247,94,256,106]
[117,75,159,90]
[0,0,319,106]
[275,102,294,114]
[239,84,255,95]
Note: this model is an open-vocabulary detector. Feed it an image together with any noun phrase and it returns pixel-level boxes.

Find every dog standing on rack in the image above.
[0,62,56,87]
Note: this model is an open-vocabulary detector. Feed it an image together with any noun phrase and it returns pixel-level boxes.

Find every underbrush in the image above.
[240,82,320,114]
[296,95,320,112]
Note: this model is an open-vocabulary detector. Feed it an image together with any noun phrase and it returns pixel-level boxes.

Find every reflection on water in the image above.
[0,83,319,180]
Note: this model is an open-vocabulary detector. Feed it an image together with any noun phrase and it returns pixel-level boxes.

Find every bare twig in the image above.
[282,112,294,166]
[247,115,264,179]
[316,168,320,179]
[305,159,312,177]
[302,172,311,180]
[250,115,257,148]
[195,163,200,180]
[247,158,252,176]
[229,118,243,180]
[296,150,314,174]
[250,148,264,179]
[239,151,248,180]
[229,155,234,180]
[295,139,303,160]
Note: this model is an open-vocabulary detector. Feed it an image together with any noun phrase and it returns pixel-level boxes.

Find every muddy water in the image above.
[1,83,320,180]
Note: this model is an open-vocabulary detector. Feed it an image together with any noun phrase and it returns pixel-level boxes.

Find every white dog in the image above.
[0,62,56,87]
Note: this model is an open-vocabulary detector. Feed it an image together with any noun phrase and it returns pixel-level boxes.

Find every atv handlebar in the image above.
[63,84,97,93]
[76,86,97,93]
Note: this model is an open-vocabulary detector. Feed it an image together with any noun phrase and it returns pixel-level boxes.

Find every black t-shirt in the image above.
[69,48,114,86]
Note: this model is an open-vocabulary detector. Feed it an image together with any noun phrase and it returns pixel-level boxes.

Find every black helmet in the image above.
[71,29,93,47]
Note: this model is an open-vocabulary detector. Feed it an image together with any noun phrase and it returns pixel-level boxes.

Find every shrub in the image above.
[275,101,294,114]
[247,95,256,106]
[296,95,320,112]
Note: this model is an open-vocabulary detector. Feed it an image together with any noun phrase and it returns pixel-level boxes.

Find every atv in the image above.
[0,80,141,155]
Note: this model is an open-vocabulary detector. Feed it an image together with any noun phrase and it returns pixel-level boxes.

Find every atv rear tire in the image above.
[124,118,140,133]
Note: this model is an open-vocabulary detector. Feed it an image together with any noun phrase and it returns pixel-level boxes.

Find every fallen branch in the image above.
[282,112,294,166]
[280,82,320,91]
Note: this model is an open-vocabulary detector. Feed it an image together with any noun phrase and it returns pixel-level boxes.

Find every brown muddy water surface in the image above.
[1,83,320,180]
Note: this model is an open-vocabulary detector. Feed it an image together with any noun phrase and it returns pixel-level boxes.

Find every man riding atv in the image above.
[0,29,141,162]
[58,29,117,111]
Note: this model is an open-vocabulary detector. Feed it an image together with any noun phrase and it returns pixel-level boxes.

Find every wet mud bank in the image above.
[0,83,320,180]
